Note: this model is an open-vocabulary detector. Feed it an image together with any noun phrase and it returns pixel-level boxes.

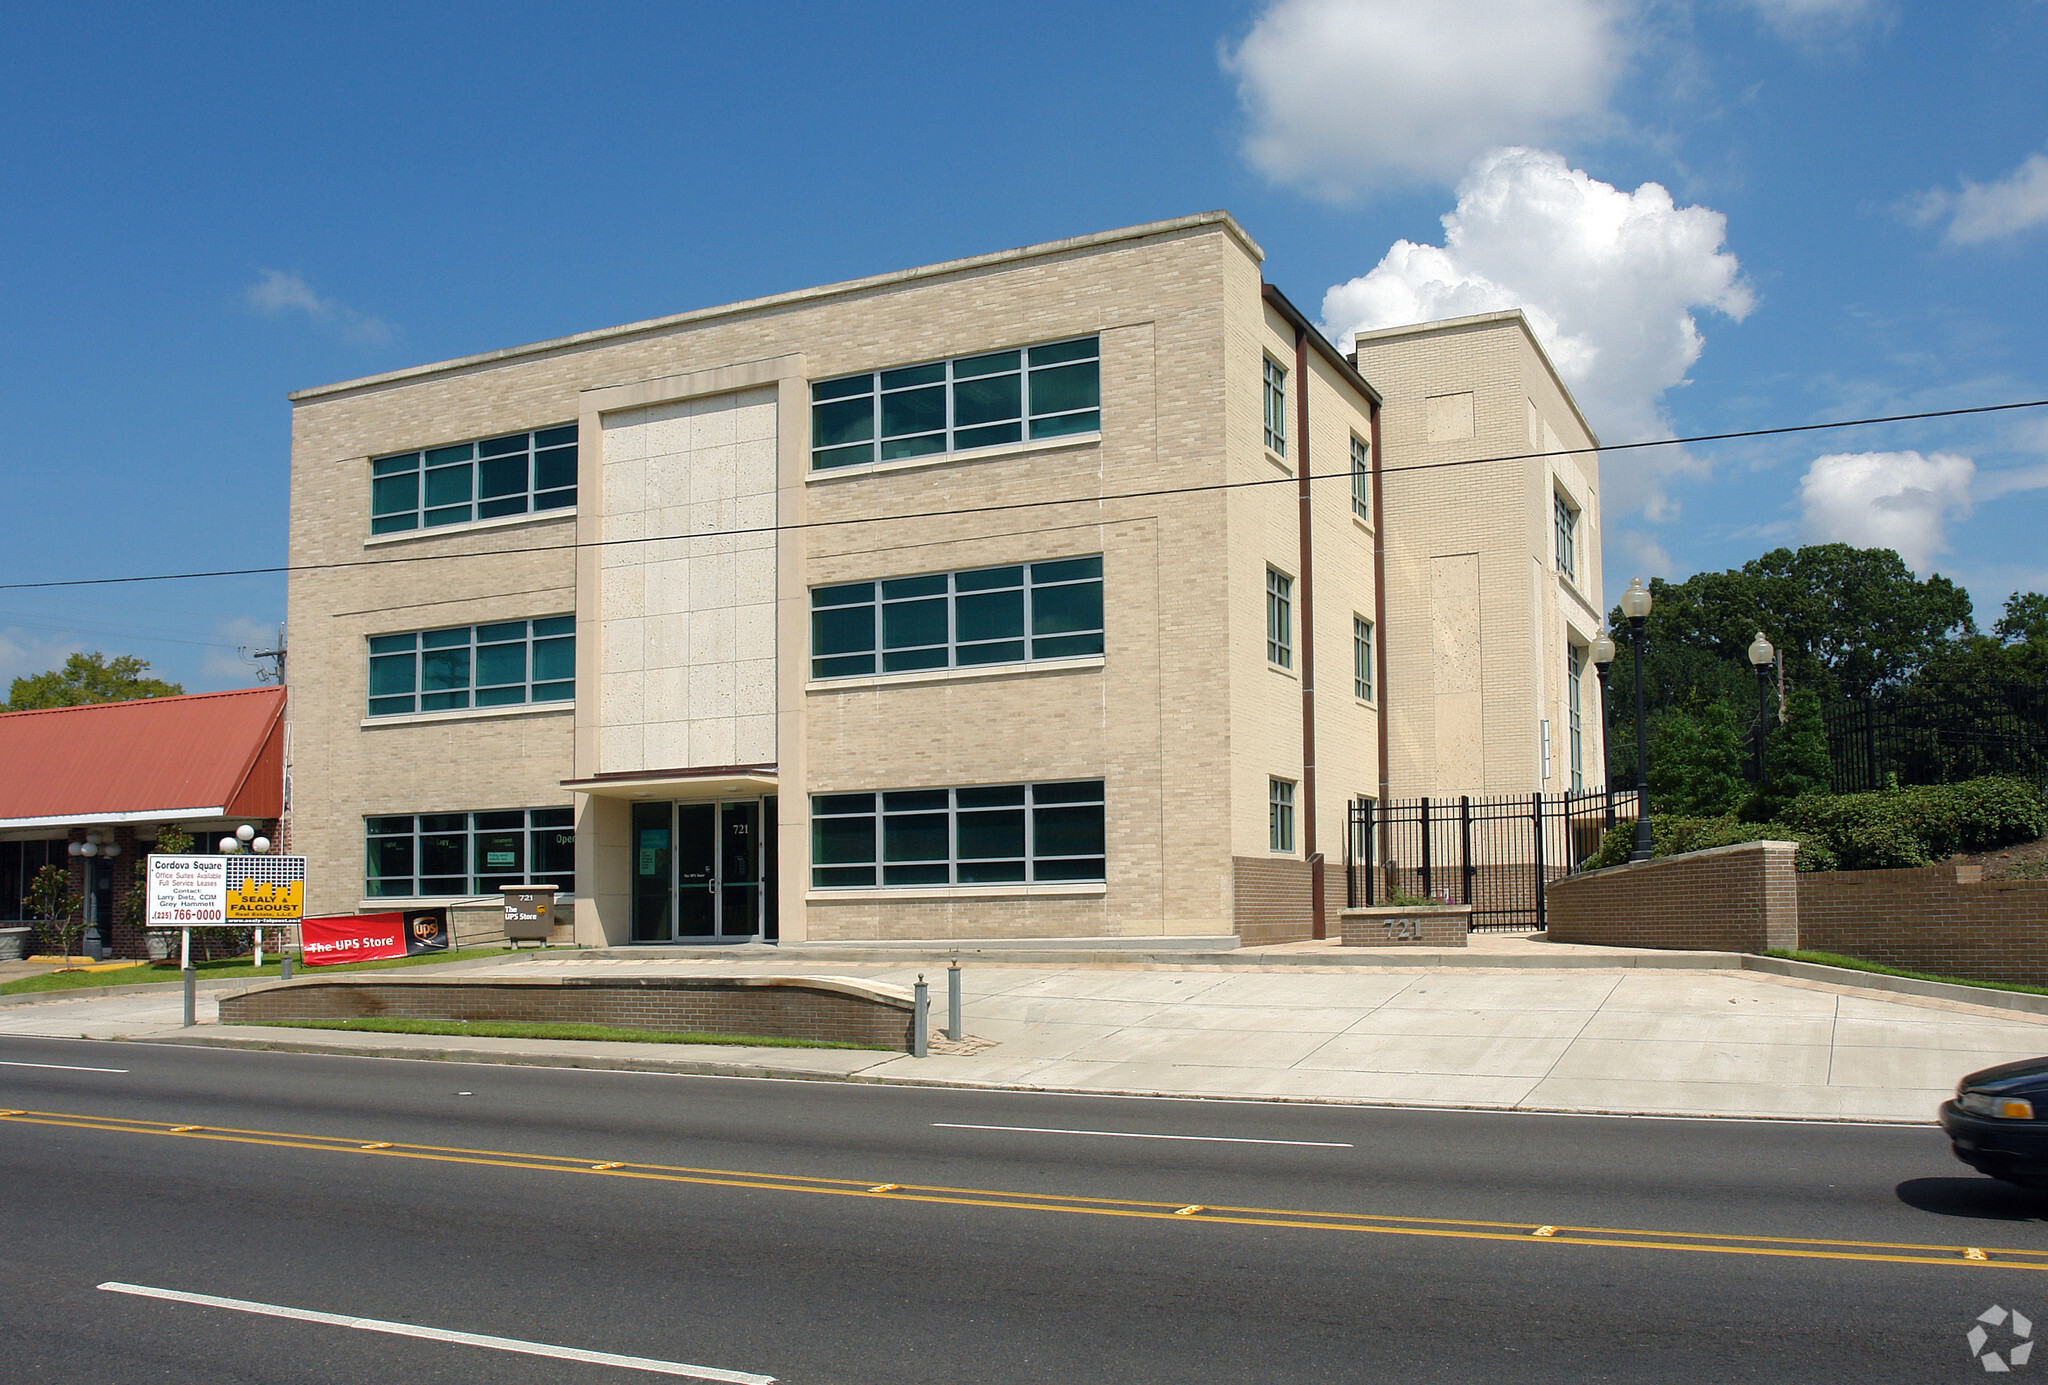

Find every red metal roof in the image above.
[0,686,286,827]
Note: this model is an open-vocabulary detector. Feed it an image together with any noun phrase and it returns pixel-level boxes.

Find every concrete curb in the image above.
[1740,955,2048,1018]
[0,951,548,1009]
[135,1029,1935,1124]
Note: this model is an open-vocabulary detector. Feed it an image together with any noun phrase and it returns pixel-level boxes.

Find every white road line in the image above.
[932,1122,1353,1147]
[0,1059,128,1073]
[96,1283,773,1383]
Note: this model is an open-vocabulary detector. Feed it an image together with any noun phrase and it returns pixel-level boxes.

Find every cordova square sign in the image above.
[146,855,307,927]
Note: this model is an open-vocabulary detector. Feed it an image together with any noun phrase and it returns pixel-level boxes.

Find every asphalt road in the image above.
[3,1033,2044,1383]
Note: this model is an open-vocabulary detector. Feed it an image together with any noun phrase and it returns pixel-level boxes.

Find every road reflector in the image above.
[169,1126,201,1133]
[868,1184,900,1193]
[591,1163,624,1171]
[1966,1248,1990,1261]
[1174,1206,1205,1216]
[0,1110,25,1117]
[1532,1226,1557,1237]
[360,1142,394,1150]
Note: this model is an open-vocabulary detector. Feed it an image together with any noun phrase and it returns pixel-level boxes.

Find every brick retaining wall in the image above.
[1545,841,1800,953]
[1796,868,2048,987]
[1339,905,1470,947]
[219,975,915,1049]
[1232,856,1313,944]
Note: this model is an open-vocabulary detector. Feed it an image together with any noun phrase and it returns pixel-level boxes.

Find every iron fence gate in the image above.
[1344,788,1640,932]
[1823,682,2048,793]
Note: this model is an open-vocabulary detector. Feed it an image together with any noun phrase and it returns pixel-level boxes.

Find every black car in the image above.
[1941,1057,2048,1187]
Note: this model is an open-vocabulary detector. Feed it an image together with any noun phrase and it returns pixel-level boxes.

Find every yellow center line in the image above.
[6,1107,2043,1272]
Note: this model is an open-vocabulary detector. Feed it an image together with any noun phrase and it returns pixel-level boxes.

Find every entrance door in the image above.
[718,802,760,939]
[629,800,764,942]
[674,803,718,938]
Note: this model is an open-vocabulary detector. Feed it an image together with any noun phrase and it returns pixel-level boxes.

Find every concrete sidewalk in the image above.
[6,945,2047,1123]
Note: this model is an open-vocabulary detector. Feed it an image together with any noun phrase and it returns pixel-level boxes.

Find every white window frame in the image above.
[1263,357,1288,456]
[1567,643,1585,793]
[1350,434,1371,522]
[370,425,578,535]
[1353,615,1374,702]
[1269,778,1296,853]
[1555,489,1579,581]
[1266,567,1293,669]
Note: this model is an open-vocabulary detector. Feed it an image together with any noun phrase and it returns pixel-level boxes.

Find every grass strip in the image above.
[235,1017,892,1050]
[1764,949,2048,998]
[1,946,518,996]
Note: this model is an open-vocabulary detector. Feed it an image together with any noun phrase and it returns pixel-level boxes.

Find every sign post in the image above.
[147,854,307,1026]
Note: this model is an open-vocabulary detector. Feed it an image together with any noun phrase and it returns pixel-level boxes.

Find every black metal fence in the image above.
[1344,788,1640,932]
[1824,682,2048,793]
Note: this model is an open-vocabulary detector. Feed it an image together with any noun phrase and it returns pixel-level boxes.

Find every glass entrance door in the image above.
[629,800,766,942]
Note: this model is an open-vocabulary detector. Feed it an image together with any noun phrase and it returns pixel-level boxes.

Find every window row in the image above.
[366,808,575,898]
[372,425,578,534]
[811,781,1105,889]
[369,618,574,716]
[811,337,1100,471]
[811,557,1103,679]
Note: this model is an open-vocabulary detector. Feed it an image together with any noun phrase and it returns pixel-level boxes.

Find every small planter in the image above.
[1339,903,1472,947]
[0,927,31,962]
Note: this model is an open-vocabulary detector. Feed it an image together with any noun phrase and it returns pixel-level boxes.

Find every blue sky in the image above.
[3,0,2045,692]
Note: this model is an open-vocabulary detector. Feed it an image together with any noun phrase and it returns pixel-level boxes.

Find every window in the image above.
[1263,357,1287,456]
[1353,616,1375,702]
[1351,434,1371,521]
[810,781,1105,888]
[365,808,575,898]
[811,337,1099,471]
[371,426,577,534]
[368,617,574,716]
[1269,779,1296,853]
[1555,490,1578,581]
[811,556,1103,679]
[1567,644,1585,793]
[1266,567,1293,669]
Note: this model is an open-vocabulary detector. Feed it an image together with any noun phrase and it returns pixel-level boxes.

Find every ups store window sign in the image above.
[300,909,450,965]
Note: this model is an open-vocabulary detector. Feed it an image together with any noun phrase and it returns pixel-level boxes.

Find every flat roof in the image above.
[290,211,1264,403]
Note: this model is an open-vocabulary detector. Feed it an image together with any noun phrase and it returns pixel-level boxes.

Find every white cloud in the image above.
[1221,0,1629,196]
[1797,450,1975,572]
[1734,0,1892,40]
[244,268,397,345]
[0,629,86,690]
[1322,147,1752,516]
[1974,460,2048,502]
[1907,152,2048,246]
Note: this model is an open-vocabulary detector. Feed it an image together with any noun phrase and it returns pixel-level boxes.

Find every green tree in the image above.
[1749,686,1834,820]
[8,652,183,710]
[26,863,83,963]
[1649,700,1747,817]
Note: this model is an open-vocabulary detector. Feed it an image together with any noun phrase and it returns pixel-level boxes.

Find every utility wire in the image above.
[4,395,2045,592]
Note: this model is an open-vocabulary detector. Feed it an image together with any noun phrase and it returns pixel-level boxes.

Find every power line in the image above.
[4,395,2045,593]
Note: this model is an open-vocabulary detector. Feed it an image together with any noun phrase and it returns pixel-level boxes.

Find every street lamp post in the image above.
[1589,628,1617,829]
[1748,631,1776,786]
[1621,578,1655,863]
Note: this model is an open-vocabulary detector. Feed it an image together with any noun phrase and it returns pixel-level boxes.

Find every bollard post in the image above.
[280,954,293,981]
[946,957,962,1042]
[912,974,929,1058]
[180,926,195,1028]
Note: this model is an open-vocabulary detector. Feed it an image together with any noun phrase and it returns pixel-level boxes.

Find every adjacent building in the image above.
[283,212,1604,946]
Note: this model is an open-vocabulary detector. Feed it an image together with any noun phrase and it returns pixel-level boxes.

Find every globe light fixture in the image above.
[236,824,256,844]
[1749,631,1776,785]
[1623,578,1655,863]
[251,837,271,854]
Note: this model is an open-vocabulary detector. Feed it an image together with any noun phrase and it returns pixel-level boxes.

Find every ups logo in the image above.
[408,915,443,943]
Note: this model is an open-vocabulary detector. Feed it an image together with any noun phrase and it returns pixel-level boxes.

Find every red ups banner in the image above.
[301,909,450,966]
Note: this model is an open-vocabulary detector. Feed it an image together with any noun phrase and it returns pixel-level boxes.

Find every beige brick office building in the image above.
[285,212,1605,945]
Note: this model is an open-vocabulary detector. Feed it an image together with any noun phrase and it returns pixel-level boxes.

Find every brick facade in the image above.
[1231,856,1314,944]
[218,974,915,1049]
[1796,867,2048,988]
[1340,904,1471,946]
[1544,840,1800,953]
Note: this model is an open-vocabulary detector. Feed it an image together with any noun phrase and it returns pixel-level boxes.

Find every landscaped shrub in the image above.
[1583,817,1835,873]
[1584,776,2045,874]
